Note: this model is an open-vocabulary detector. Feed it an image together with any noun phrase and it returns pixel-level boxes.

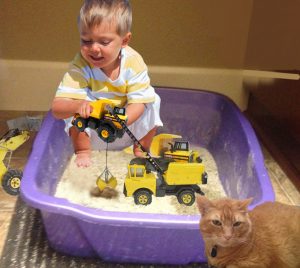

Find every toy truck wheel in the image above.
[2,169,22,195]
[97,124,116,143]
[74,117,87,132]
[134,189,152,205]
[177,190,195,206]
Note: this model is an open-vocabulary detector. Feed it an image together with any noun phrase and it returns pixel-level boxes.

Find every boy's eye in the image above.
[233,221,242,227]
[81,39,93,45]
[101,40,111,46]
[212,220,222,226]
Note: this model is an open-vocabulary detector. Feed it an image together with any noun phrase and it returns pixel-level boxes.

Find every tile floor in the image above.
[0,110,299,256]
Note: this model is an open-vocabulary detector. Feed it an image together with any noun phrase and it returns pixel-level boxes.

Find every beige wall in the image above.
[245,0,300,70]
[0,1,298,111]
[0,0,252,68]
[0,1,82,62]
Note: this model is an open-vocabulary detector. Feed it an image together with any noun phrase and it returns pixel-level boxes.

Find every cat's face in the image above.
[196,196,253,247]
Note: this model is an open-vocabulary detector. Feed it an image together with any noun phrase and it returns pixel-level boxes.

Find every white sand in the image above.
[55,147,226,215]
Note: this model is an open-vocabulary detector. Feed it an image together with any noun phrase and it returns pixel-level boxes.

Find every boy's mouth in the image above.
[90,55,104,62]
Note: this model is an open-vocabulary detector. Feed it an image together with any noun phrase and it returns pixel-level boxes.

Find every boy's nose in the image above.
[91,42,101,53]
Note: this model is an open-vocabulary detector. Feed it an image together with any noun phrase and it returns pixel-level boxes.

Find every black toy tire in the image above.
[134,189,152,205]
[97,124,116,143]
[177,190,195,206]
[2,169,22,195]
[73,117,87,132]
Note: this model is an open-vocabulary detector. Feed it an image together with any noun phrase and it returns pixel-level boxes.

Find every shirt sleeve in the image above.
[55,60,89,100]
[125,51,156,104]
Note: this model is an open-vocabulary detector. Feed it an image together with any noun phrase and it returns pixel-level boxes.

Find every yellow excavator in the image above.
[0,129,30,195]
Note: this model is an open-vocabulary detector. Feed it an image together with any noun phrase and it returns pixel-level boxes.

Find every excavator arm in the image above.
[106,106,164,175]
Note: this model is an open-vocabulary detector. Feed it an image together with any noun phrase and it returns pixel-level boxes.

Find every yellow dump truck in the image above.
[123,134,207,206]
[151,133,203,163]
[72,99,127,143]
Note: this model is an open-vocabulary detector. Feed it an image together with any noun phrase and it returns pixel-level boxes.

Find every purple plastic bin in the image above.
[21,87,274,265]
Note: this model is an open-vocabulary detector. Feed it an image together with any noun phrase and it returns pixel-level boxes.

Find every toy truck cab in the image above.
[72,99,127,143]
[123,164,157,205]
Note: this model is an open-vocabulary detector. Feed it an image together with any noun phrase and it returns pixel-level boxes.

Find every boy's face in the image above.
[79,21,131,73]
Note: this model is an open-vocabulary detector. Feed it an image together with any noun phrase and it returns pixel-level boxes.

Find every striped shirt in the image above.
[55,46,156,107]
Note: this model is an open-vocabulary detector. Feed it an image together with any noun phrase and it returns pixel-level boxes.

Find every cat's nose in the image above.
[224,234,232,240]
[223,227,233,240]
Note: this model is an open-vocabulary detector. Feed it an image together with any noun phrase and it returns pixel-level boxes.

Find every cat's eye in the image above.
[212,220,222,226]
[233,221,242,227]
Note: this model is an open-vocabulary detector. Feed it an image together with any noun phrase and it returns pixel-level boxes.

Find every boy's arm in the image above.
[51,97,92,119]
[125,103,145,125]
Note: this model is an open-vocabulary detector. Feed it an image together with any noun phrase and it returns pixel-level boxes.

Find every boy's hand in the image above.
[77,100,93,118]
[52,98,93,120]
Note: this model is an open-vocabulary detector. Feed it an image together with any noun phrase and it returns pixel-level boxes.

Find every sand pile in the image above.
[55,147,226,215]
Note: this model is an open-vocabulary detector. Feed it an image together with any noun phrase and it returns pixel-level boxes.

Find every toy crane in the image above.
[0,129,30,195]
[73,100,207,204]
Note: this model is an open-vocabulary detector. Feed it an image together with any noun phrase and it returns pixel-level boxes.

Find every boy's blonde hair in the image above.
[79,0,132,36]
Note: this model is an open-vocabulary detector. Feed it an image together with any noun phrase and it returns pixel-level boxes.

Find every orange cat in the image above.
[196,195,300,268]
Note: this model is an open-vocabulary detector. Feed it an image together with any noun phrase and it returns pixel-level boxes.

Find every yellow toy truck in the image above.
[72,99,127,143]
[150,133,203,163]
[123,134,207,206]
[0,129,30,195]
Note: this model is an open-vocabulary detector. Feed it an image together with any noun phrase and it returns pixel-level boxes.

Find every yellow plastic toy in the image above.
[0,129,30,195]
[94,108,208,204]
[96,142,118,193]
[72,99,127,143]
[151,133,202,163]
[72,99,128,193]
[74,102,208,203]
[123,134,207,206]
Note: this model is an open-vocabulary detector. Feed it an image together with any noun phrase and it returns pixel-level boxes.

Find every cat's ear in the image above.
[238,198,253,212]
[196,194,212,216]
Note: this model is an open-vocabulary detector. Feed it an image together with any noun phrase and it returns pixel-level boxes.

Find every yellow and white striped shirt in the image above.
[55,46,156,107]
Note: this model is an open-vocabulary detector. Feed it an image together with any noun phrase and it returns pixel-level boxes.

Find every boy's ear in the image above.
[122,32,132,47]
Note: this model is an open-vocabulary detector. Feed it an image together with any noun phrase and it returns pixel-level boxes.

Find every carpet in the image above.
[0,198,208,268]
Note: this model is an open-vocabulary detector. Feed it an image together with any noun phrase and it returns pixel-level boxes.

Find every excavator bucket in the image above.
[0,129,30,151]
[96,167,117,192]
[96,175,117,191]
[150,133,182,157]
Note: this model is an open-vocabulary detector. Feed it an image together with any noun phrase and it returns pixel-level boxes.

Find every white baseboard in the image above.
[149,65,248,110]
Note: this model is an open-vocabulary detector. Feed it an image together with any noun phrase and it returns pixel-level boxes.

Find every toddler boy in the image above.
[51,0,163,167]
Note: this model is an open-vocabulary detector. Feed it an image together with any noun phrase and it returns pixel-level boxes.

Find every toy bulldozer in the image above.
[0,129,30,195]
